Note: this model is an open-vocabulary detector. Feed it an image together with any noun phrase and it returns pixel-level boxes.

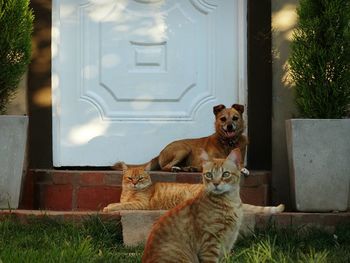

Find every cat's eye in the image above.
[220,117,227,122]
[232,116,239,121]
[222,171,231,178]
[127,177,132,180]
[204,172,213,179]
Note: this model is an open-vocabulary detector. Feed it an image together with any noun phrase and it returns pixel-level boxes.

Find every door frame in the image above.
[247,0,272,170]
[28,0,272,170]
[51,0,249,166]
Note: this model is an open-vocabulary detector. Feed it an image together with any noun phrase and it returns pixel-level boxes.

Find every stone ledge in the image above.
[0,209,121,223]
[119,210,350,246]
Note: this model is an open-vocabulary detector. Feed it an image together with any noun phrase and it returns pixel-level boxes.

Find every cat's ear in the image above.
[112,161,128,171]
[199,149,210,163]
[112,161,128,172]
[226,148,242,167]
[144,162,152,171]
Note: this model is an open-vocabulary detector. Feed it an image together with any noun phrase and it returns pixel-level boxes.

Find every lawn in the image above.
[0,215,349,263]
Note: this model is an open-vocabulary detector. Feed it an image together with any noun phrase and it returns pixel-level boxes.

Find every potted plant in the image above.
[0,0,33,209]
[286,0,350,212]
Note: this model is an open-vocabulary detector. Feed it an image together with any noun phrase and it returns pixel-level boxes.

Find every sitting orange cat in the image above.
[142,149,244,262]
[103,162,284,213]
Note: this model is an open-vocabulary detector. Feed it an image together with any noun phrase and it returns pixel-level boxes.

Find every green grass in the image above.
[228,224,350,263]
[0,216,349,263]
[0,215,142,263]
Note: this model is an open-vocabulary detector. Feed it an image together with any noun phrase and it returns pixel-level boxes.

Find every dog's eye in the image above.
[222,171,231,178]
[220,117,226,122]
[232,116,239,121]
[204,172,213,179]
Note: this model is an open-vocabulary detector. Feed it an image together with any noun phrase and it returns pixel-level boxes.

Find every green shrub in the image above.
[0,0,33,114]
[289,0,350,118]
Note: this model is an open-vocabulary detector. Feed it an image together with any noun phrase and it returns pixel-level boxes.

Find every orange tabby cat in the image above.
[102,162,284,214]
[103,163,201,211]
[142,149,243,263]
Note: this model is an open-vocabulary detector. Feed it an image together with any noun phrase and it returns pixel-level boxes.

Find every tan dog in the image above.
[113,104,248,172]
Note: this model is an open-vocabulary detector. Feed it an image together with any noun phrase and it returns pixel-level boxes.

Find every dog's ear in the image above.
[213,104,226,116]
[232,104,244,114]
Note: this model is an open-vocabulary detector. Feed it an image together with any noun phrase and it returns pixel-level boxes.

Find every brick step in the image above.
[20,170,271,211]
[1,209,349,247]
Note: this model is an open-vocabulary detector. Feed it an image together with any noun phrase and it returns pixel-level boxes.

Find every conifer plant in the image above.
[289,0,350,118]
[0,0,33,114]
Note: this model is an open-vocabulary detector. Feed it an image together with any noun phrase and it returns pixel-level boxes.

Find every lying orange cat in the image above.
[142,149,244,262]
[103,162,284,214]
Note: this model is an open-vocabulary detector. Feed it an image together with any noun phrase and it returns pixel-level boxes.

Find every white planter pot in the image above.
[286,119,350,212]
[0,115,28,209]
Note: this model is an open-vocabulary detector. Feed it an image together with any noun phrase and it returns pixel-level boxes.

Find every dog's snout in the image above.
[227,124,234,132]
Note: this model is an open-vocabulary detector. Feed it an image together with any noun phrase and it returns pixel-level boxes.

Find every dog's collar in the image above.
[228,139,238,147]
[219,136,239,148]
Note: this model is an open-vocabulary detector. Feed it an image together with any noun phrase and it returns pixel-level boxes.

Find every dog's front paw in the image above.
[241,168,250,177]
[171,166,182,172]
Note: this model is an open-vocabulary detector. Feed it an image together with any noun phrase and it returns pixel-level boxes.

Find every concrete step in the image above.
[21,170,271,211]
[1,209,349,247]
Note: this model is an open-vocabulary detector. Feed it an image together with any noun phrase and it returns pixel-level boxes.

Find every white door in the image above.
[52,0,247,166]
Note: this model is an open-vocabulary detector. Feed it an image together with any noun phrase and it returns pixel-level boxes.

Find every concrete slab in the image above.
[121,210,166,247]
[286,119,350,211]
[0,116,28,209]
[120,210,257,247]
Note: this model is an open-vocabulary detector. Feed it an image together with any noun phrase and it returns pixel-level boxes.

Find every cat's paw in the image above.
[102,203,118,212]
[171,166,182,172]
[240,168,250,177]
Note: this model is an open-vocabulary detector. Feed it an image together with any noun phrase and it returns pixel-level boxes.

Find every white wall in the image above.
[271,0,298,207]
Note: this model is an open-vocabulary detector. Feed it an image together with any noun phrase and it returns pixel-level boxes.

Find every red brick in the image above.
[104,173,123,185]
[79,172,105,185]
[52,172,74,185]
[19,170,35,209]
[76,186,121,211]
[242,171,270,187]
[290,213,350,227]
[176,173,202,184]
[321,213,350,225]
[150,173,176,183]
[241,185,269,205]
[255,214,293,229]
[39,184,73,211]
[35,170,52,184]
[79,173,105,186]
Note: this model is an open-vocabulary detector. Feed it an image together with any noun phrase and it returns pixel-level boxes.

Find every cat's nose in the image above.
[213,182,219,187]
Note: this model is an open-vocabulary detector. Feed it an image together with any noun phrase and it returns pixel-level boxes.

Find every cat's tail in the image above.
[111,156,160,171]
[242,203,285,214]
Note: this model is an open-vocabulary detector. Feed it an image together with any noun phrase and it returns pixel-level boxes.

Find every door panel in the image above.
[52,0,247,166]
